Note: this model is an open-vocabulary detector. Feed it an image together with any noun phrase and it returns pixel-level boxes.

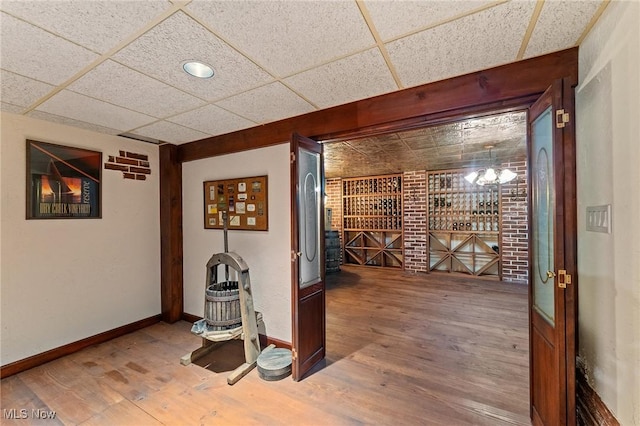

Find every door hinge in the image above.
[558,269,572,289]
[556,109,570,128]
[291,348,297,360]
[290,152,295,163]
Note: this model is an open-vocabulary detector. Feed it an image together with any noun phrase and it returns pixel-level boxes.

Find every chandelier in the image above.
[464,145,517,186]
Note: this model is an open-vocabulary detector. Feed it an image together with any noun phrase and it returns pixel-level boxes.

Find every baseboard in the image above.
[262,336,292,350]
[182,312,292,350]
[182,312,201,324]
[577,368,620,425]
[0,314,162,379]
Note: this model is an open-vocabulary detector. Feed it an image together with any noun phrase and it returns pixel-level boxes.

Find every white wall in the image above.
[0,113,161,365]
[182,143,291,343]
[576,1,640,424]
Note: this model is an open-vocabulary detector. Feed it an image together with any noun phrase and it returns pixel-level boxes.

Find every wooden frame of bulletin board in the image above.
[203,175,268,231]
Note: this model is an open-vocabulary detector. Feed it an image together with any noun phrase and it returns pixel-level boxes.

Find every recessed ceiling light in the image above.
[182,61,214,78]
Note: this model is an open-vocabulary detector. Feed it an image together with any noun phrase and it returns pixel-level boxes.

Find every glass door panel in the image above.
[298,148,321,290]
[531,105,555,325]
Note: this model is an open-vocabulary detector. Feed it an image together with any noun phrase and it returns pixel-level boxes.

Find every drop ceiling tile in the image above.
[27,110,122,135]
[35,90,155,131]
[400,135,437,150]
[131,121,210,145]
[524,0,602,58]
[68,60,206,118]
[325,142,367,158]
[403,135,438,150]
[0,0,171,53]
[186,0,374,77]
[463,127,525,147]
[364,0,495,41]
[436,145,463,157]
[463,115,505,130]
[409,147,439,159]
[169,104,256,137]
[1,102,24,114]
[386,150,426,166]
[386,1,535,88]
[462,127,497,144]
[403,125,449,141]
[354,144,391,157]
[502,136,526,149]
[460,151,487,165]
[1,70,54,108]
[370,133,402,144]
[436,131,464,146]
[216,82,315,124]
[284,48,397,109]
[0,12,99,85]
[499,119,527,134]
[463,142,496,155]
[112,12,272,102]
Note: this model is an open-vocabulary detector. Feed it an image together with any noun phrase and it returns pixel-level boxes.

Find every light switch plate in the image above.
[586,205,611,233]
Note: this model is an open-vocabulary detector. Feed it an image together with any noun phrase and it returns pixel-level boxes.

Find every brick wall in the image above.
[499,160,529,283]
[325,178,343,232]
[325,162,529,283]
[403,171,428,273]
[325,178,343,264]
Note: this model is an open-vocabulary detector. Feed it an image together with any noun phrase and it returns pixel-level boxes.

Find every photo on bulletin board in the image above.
[203,175,268,231]
[26,139,102,219]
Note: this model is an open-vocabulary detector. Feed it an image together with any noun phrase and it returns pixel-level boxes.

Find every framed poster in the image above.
[26,140,102,219]
[203,175,268,231]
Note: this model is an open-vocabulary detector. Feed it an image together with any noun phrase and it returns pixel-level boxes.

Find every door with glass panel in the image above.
[290,133,325,381]
[529,80,577,425]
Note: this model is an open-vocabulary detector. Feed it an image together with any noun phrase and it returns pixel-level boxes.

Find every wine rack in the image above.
[427,169,501,278]
[342,174,403,268]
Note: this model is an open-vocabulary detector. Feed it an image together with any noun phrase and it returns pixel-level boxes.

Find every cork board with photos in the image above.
[203,175,268,231]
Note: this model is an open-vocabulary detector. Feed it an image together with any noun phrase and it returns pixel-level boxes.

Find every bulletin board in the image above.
[203,175,268,231]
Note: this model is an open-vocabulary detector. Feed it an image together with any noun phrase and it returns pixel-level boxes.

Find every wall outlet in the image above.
[586,205,611,233]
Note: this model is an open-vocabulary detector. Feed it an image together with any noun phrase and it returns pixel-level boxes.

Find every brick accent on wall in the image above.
[104,150,151,181]
[403,171,428,273]
[499,160,528,283]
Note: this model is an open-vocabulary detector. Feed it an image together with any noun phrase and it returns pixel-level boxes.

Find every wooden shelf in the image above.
[342,174,403,269]
[429,231,500,276]
[427,169,502,278]
[344,230,403,268]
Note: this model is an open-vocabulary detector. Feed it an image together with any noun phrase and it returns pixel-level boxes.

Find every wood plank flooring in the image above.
[1,266,530,425]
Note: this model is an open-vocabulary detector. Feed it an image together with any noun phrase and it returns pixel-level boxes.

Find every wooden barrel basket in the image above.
[325,230,341,273]
[205,281,242,330]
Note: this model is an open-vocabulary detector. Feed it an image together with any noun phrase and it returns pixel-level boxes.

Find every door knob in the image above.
[547,270,556,279]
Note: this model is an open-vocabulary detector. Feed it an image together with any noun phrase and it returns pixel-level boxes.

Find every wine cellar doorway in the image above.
[322,111,529,284]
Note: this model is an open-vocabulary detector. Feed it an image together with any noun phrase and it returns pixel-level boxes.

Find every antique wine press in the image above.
[180,212,263,385]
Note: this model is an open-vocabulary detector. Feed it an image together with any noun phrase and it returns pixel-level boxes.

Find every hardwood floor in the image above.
[1,266,530,425]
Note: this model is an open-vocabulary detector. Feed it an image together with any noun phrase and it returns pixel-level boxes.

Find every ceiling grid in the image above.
[0,0,607,171]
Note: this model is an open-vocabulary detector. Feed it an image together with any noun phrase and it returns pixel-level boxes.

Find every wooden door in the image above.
[290,133,325,381]
[528,79,577,425]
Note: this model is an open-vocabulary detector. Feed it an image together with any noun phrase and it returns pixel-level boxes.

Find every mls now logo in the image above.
[3,409,28,419]
[3,408,57,420]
